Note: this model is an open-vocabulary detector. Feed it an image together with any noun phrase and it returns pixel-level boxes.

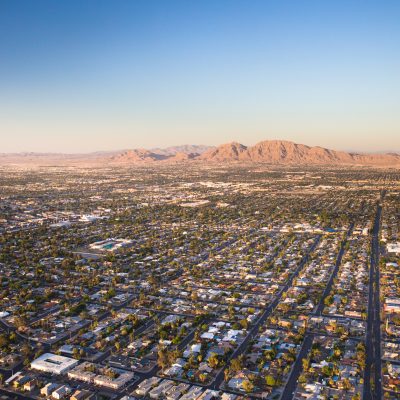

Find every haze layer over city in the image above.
[1,2,400,400]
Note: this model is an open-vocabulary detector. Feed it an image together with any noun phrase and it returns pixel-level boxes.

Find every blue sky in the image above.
[1,0,399,152]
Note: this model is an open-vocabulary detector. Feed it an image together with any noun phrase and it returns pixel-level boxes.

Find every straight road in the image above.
[280,335,314,400]
[363,200,383,400]
[209,235,321,390]
[315,223,354,315]
[280,223,356,399]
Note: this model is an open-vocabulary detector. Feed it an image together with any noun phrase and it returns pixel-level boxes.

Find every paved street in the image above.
[210,236,321,391]
[364,199,383,400]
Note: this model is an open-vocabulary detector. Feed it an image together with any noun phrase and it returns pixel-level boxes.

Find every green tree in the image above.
[302,358,310,371]
[242,379,254,393]
[157,346,169,371]
[208,353,219,369]
[265,375,276,387]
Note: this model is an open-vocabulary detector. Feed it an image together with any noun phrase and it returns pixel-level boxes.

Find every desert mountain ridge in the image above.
[0,140,399,166]
[198,140,400,165]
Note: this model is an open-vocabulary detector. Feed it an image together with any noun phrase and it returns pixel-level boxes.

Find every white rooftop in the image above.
[31,353,78,375]
[387,242,400,254]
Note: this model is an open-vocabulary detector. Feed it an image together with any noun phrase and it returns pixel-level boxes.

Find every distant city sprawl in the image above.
[0,164,399,400]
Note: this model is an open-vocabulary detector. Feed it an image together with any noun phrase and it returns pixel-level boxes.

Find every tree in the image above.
[265,375,276,387]
[104,368,117,379]
[342,378,352,391]
[224,368,230,382]
[321,365,333,377]
[72,347,80,359]
[324,295,334,306]
[21,343,31,357]
[208,353,219,369]
[0,335,9,348]
[157,346,169,371]
[302,358,310,372]
[242,379,254,393]
[298,373,307,384]
[230,356,243,373]
[239,319,249,329]
[14,316,28,330]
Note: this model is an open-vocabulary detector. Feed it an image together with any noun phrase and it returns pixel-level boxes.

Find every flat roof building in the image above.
[31,353,79,375]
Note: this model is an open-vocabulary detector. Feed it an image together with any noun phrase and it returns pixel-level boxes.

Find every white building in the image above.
[387,242,400,254]
[52,385,71,400]
[31,353,78,375]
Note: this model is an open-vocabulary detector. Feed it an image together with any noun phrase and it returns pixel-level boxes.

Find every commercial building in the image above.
[31,353,79,375]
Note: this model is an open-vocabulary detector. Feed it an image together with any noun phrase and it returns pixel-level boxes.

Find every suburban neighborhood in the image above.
[0,164,399,400]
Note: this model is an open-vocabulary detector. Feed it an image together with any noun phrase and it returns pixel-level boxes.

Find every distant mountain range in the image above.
[1,141,400,166]
[109,145,210,163]
[198,140,400,166]
[150,145,212,156]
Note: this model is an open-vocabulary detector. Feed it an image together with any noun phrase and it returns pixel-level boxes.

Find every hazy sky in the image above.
[1,0,399,153]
